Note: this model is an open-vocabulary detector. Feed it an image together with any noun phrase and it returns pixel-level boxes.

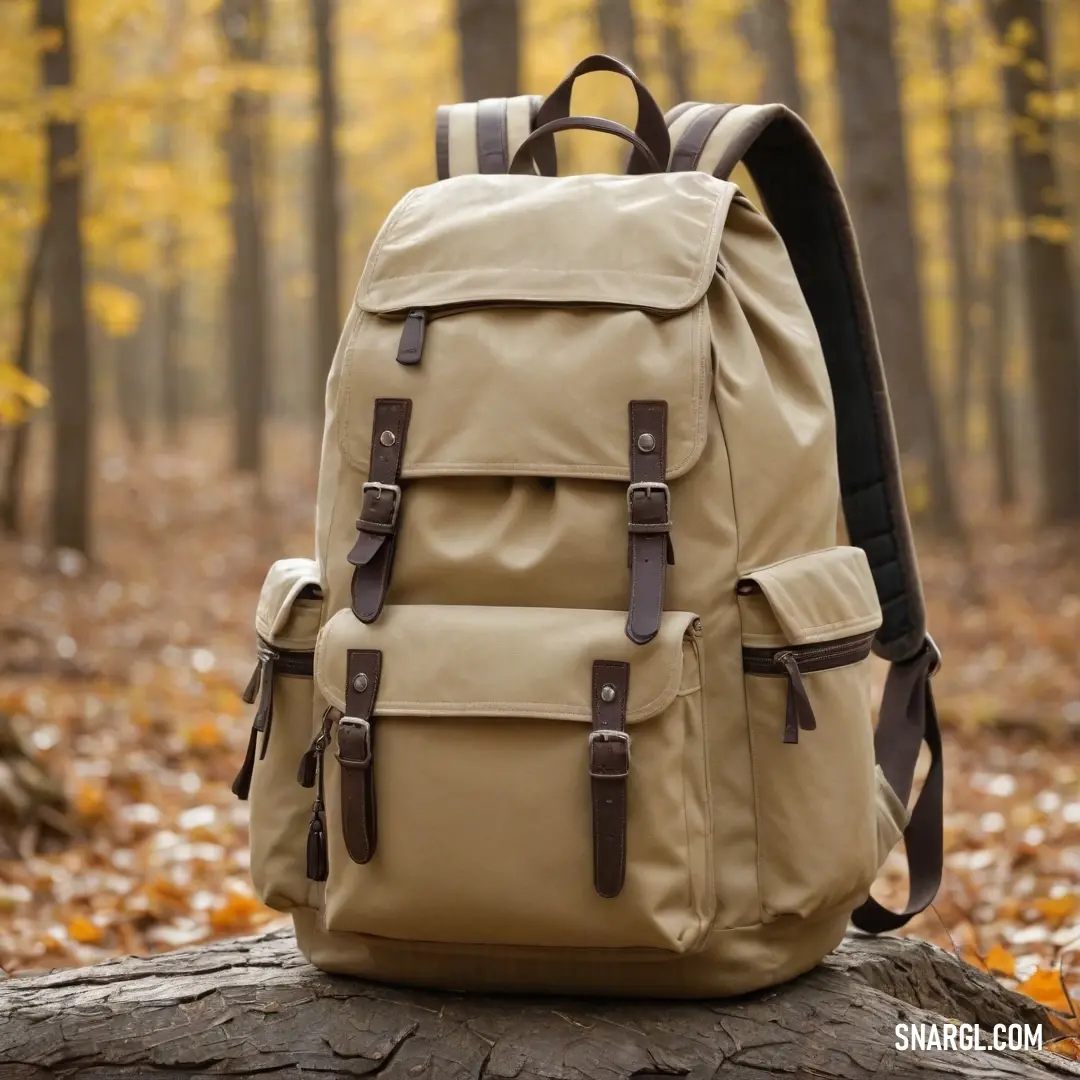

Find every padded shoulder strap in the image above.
[667,102,943,935]
[435,95,550,179]
[667,102,925,665]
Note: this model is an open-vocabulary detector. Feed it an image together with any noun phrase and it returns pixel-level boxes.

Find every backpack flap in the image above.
[339,171,734,483]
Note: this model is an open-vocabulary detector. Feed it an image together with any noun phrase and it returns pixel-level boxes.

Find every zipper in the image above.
[231,640,316,801]
[741,631,875,745]
[741,631,875,676]
[301,707,340,882]
[388,300,681,367]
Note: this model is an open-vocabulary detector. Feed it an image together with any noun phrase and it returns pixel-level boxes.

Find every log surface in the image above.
[1,928,1077,1079]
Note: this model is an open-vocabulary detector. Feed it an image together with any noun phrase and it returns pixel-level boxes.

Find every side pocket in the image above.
[738,546,884,920]
[235,558,323,912]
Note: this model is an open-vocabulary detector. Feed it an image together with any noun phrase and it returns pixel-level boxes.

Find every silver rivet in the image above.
[600,683,616,703]
[379,430,396,447]
[352,673,369,692]
[637,433,655,453]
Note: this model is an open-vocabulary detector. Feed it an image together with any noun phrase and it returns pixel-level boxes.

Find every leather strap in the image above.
[668,103,737,171]
[476,97,510,174]
[337,649,382,865]
[851,641,944,933]
[509,115,662,176]
[589,660,631,898]
[348,399,411,623]
[625,401,673,645]
[533,53,670,175]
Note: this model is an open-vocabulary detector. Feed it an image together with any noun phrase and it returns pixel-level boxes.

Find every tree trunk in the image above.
[39,0,93,556]
[827,0,962,537]
[310,0,341,429]
[159,240,183,446]
[935,0,975,463]
[457,0,520,100]
[986,226,1018,508]
[595,0,638,73]
[0,220,48,537]
[988,0,1080,523]
[159,0,186,448]
[756,0,805,113]
[1,928,1077,1078]
[221,0,269,476]
[115,280,147,451]
[660,0,692,104]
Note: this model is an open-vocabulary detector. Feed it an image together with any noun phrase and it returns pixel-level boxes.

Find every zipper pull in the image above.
[297,707,339,788]
[776,651,817,744]
[396,309,427,366]
[241,659,263,705]
[306,802,329,881]
[252,647,279,760]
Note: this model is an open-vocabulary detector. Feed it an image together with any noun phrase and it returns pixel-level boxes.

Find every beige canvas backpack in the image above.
[233,55,944,998]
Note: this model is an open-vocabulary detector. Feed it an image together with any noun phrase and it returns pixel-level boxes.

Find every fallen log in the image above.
[1,928,1078,1079]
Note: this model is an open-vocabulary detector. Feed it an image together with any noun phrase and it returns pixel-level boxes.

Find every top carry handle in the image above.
[665,101,942,935]
[434,54,668,179]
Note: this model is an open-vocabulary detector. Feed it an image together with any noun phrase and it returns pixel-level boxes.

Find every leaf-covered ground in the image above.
[1,424,1079,1028]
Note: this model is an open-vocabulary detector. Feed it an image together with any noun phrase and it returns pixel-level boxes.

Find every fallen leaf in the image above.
[1034,896,1079,926]
[1018,969,1073,1014]
[67,916,103,945]
[985,943,1016,977]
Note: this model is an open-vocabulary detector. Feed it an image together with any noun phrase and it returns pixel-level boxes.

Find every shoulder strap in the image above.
[435,95,552,179]
[666,101,942,933]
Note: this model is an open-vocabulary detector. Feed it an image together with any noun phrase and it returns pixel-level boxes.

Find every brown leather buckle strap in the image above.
[337,649,382,865]
[626,401,673,645]
[348,399,411,623]
[589,660,631,898]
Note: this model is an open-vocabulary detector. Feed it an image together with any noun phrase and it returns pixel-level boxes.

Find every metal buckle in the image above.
[361,481,402,527]
[588,729,631,779]
[626,481,670,519]
[923,633,942,678]
[337,716,372,766]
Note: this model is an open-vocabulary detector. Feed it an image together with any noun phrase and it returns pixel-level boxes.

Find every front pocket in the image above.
[737,546,884,920]
[235,558,324,911]
[313,604,714,954]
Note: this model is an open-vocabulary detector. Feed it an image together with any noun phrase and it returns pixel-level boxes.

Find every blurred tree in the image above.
[989,0,1080,522]
[311,0,341,424]
[458,0,520,99]
[985,211,1018,508]
[596,0,638,72]
[40,0,93,555]
[935,0,974,461]
[221,0,270,477]
[116,278,148,450]
[755,0,804,113]
[0,221,49,537]
[827,0,961,536]
[159,0,188,447]
[661,0,692,103]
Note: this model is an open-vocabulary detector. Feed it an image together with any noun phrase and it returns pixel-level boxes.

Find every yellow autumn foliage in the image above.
[0,0,1077,435]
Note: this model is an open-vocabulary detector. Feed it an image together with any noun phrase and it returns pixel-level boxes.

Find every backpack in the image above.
[233,54,944,998]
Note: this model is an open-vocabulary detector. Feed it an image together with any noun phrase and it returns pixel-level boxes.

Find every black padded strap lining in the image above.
[666,103,926,663]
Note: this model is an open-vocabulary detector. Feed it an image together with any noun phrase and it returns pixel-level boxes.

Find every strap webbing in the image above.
[851,642,943,933]
[666,101,942,934]
[666,102,926,667]
[435,95,550,180]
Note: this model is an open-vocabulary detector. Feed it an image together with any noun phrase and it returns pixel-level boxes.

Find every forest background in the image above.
[1,0,1080,1032]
